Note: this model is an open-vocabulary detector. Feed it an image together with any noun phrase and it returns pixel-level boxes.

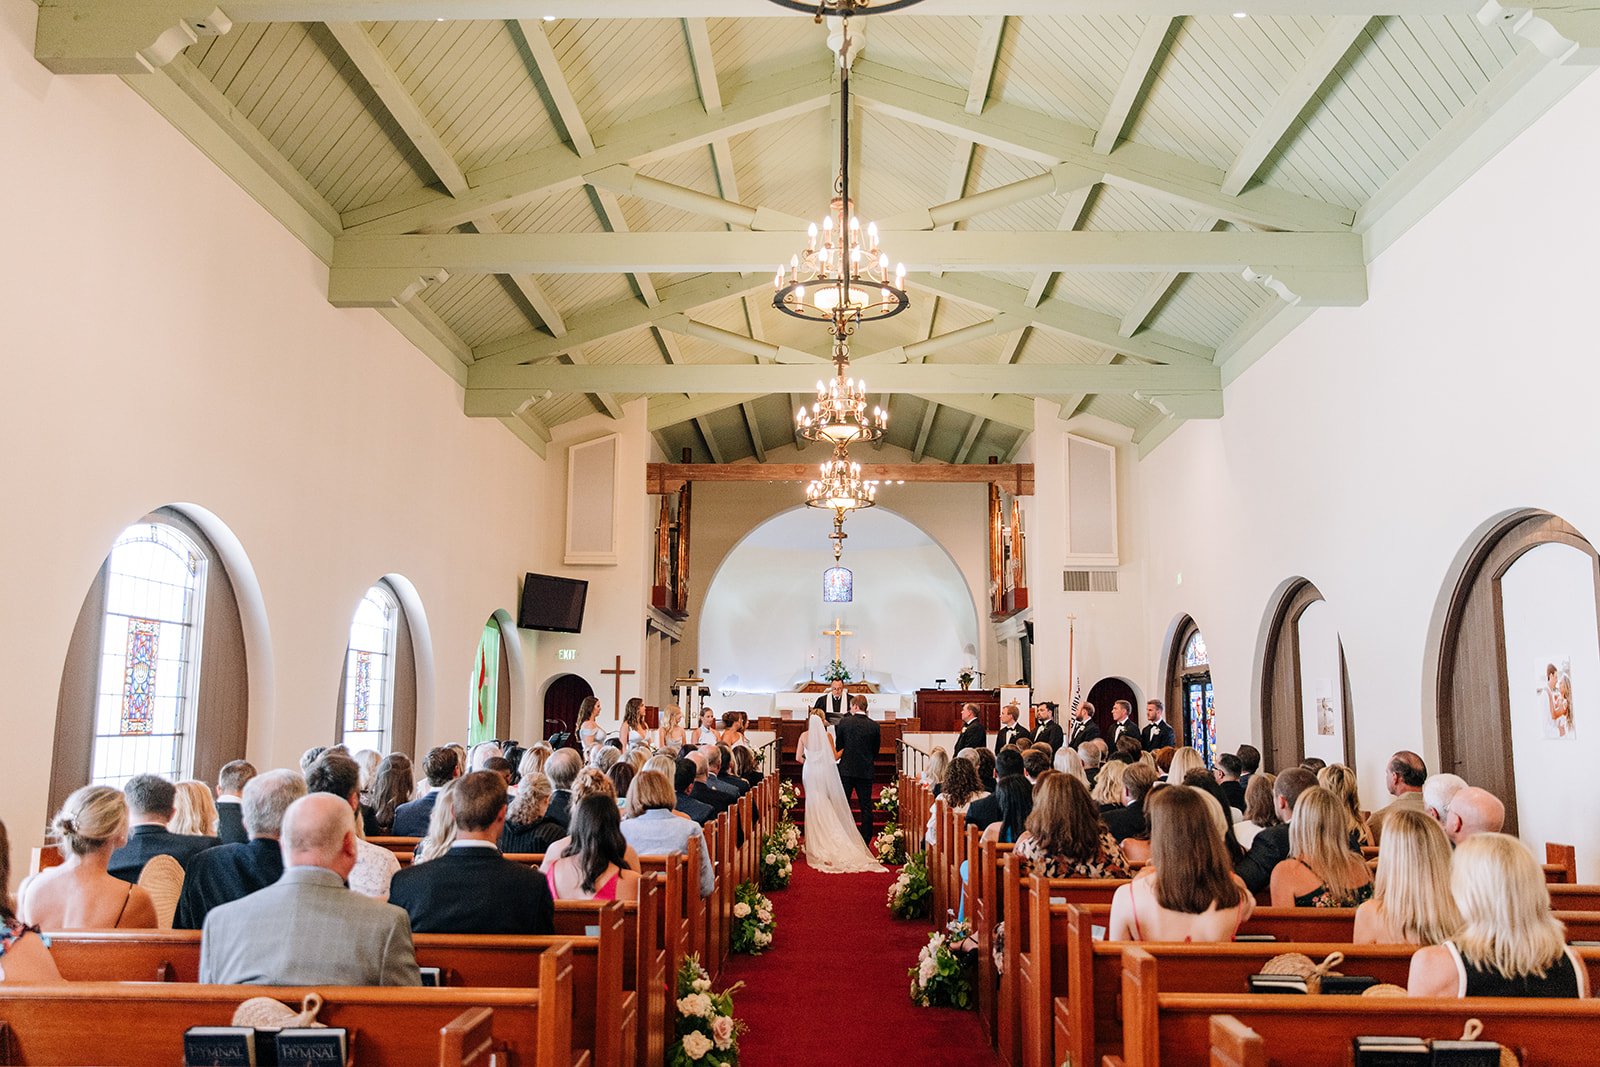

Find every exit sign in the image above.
[556,649,577,661]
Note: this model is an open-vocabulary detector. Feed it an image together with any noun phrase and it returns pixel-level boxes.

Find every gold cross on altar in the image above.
[822,617,853,664]
[600,655,636,713]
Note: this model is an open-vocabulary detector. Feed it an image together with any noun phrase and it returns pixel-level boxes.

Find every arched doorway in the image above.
[543,673,595,741]
[1084,677,1138,743]
[469,615,514,748]
[1434,510,1599,837]
[1165,616,1216,766]
[1258,579,1356,773]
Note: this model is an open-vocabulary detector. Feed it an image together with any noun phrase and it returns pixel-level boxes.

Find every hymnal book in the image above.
[1318,974,1379,995]
[1352,1035,1430,1066]
[1430,1040,1503,1066]
[184,1026,257,1066]
[1247,973,1308,994]
[274,1028,348,1067]
[419,966,443,987]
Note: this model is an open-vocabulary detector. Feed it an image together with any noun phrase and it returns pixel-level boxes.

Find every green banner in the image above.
[468,621,500,747]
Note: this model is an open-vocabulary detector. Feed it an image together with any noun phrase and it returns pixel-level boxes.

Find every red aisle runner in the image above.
[721,859,1002,1067]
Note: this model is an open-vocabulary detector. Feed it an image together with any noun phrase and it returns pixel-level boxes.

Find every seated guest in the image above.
[482,756,515,790]
[413,781,462,863]
[1301,756,1327,773]
[1165,746,1205,787]
[544,749,583,829]
[686,751,735,816]
[1109,786,1253,941]
[673,759,716,824]
[1021,748,1053,784]
[978,774,1034,845]
[621,770,714,898]
[733,745,764,788]
[390,747,461,837]
[0,820,61,983]
[1103,762,1157,843]
[1232,772,1279,849]
[298,746,327,776]
[925,756,987,845]
[1270,786,1373,908]
[1212,752,1246,812]
[107,774,219,881]
[390,771,554,934]
[1015,774,1130,879]
[592,745,623,774]
[1441,786,1505,845]
[354,749,382,793]
[1053,745,1089,787]
[519,741,553,780]
[1113,783,1248,940]
[306,753,400,900]
[966,748,1025,829]
[20,787,157,930]
[1407,833,1587,998]
[973,747,998,793]
[1234,767,1318,895]
[545,796,641,902]
[541,771,640,870]
[708,745,749,797]
[1318,763,1373,845]
[921,747,949,793]
[608,761,637,804]
[175,769,306,930]
[1090,761,1127,813]
[1236,744,1261,788]
[172,780,220,837]
[1355,808,1461,945]
[1153,747,1176,779]
[1077,738,1106,787]
[213,760,256,845]
[1366,750,1427,845]
[500,773,567,853]
[1181,771,1247,865]
[1422,772,1466,824]
[200,793,421,986]
[366,754,413,836]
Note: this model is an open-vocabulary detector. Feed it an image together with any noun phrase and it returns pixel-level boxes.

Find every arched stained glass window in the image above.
[340,583,399,753]
[91,522,208,788]
[823,565,853,603]
[1182,630,1209,669]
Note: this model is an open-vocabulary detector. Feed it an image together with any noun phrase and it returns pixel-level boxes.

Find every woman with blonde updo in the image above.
[1317,763,1373,846]
[18,786,157,929]
[170,780,219,837]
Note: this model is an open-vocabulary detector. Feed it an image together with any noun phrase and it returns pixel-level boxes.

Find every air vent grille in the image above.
[1063,570,1119,593]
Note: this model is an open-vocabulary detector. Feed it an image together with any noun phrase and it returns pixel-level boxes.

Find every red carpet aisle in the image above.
[721,859,1003,1067]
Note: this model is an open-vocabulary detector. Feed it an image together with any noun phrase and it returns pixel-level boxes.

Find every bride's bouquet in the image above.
[886,851,931,920]
[874,782,899,819]
[778,780,800,814]
[872,821,907,865]
[669,954,744,1067]
[729,882,776,955]
[909,918,977,1010]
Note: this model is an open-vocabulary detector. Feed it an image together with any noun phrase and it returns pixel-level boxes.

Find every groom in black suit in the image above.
[834,696,880,841]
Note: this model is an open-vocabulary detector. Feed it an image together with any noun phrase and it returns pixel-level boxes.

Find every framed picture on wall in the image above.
[1536,658,1575,739]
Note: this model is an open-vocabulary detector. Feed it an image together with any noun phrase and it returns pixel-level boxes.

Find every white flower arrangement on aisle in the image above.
[770,818,801,856]
[778,780,800,814]
[909,918,977,1009]
[759,840,793,891]
[730,881,776,955]
[872,821,907,865]
[874,782,899,819]
[886,851,932,920]
[669,954,745,1067]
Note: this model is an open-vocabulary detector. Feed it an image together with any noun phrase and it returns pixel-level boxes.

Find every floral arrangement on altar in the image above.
[872,821,907,865]
[730,882,776,955]
[669,954,744,1067]
[886,851,931,920]
[909,918,977,1010]
[778,780,799,815]
[823,660,852,683]
[874,782,899,819]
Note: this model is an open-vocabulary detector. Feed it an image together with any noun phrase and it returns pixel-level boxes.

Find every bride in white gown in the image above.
[798,712,885,874]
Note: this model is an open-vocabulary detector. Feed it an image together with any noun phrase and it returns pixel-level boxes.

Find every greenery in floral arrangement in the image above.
[957,669,975,690]
[886,851,932,920]
[823,660,852,683]
[669,954,744,1067]
[760,836,793,890]
[778,780,799,815]
[874,782,899,819]
[729,882,776,955]
[908,919,977,1009]
[768,818,801,857]
[872,821,907,865]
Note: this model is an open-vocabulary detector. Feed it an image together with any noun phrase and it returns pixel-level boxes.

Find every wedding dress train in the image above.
[800,714,886,874]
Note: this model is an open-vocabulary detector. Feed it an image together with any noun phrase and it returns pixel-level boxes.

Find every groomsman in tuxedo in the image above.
[993,702,1032,755]
[1034,703,1064,753]
[813,679,850,723]
[1108,700,1141,751]
[1141,699,1176,750]
[1066,701,1101,751]
[952,703,986,756]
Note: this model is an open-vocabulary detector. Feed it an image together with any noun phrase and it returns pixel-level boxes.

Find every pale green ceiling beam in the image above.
[911,403,940,463]
[954,417,987,465]
[1094,16,1175,153]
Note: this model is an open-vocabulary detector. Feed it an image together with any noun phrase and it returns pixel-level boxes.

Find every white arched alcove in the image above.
[698,506,980,698]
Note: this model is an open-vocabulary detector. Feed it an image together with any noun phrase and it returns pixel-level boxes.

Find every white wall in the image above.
[1501,544,1600,880]
[1130,65,1600,815]
[1297,600,1348,766]
[0,2,547,860]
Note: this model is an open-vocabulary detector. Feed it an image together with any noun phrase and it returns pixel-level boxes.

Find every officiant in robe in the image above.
[813,679,850,723]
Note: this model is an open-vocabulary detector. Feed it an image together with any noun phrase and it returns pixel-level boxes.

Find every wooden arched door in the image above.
[543,673,595,741]
[1259,579,1356,774]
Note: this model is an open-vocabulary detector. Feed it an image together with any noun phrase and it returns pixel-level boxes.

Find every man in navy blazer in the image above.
[176,769,306,930]
[673,759,716,824]
[213,760,255,846]
[389,772,553,935]
[390,746,460,837]
[108,774,219,881]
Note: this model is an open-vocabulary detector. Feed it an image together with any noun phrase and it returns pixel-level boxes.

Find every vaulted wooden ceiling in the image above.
[34,1,1600,460]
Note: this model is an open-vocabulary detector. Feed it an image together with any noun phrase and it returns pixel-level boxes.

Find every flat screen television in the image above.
[518,573,588,633]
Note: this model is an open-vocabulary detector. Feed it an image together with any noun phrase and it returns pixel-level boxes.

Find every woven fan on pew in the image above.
[232,992,327,1029]
[1430,1018,1519,1067]
[1256,950,1344,993]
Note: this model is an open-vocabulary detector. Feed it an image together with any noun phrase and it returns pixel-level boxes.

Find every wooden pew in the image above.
[1208,1015,1264,1067]
[638,849,691,981]
[46,917,631,1067]
[1360,840,1578,883]
[27,846,64,878]
[0,946,582,1067]
[552,887,666,1067]
[370,835,424,857]
[1115,945,1600,1067]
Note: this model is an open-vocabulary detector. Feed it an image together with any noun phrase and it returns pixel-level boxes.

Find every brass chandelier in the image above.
[795,335,886,446]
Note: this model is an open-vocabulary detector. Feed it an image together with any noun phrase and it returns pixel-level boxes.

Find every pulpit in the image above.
[914,688,1000,731]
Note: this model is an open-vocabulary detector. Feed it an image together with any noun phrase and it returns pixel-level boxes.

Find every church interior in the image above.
[9,0,1600,1061]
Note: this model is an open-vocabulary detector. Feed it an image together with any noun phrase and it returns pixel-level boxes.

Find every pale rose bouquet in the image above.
[778,780,800,814]
[874,782,900,818]
[669,954,744,1067]
[872,821,907,864]
[909,918,976,1009]
[770,818,801,855]
[886,850,932,920]
[730,881,777,955]
[759,840,793,890]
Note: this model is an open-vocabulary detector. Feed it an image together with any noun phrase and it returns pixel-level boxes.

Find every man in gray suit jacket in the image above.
[200,792,421,986]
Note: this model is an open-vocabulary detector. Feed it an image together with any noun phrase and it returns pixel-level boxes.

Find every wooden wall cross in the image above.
[600,655,636,714]
[822,617,853,665]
